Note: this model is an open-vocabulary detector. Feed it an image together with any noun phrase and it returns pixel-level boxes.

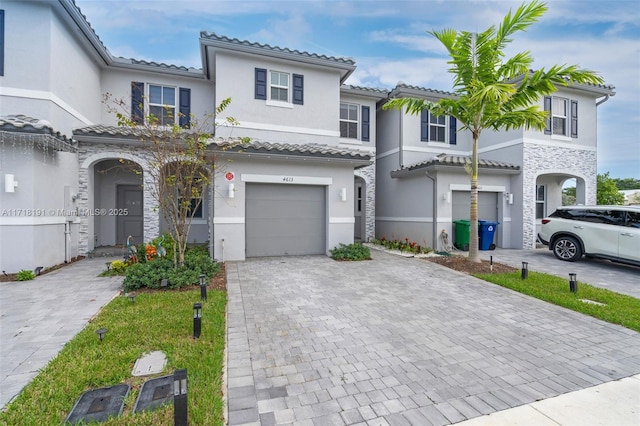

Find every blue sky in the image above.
[76,0,640,179]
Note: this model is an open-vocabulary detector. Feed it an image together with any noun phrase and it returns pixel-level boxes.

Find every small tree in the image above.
[384,1,604,262]
[597,172,624,205]
[104,94,237,267]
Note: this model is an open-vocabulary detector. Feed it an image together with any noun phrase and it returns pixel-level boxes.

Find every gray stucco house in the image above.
[0,0,614,273]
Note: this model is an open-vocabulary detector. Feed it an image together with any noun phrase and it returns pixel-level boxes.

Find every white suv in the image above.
[538,205,640,266]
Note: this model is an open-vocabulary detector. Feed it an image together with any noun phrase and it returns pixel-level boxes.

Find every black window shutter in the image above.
[361,106,370,142]
[131,82,145,124]
[179,88,191,128]
[292,74,304,105]
[570,100,578,138]
[0,10,5,76]
[544,96,552,135]
[449,116,457,145]
[255,68,267,100]
[420,110,429,141]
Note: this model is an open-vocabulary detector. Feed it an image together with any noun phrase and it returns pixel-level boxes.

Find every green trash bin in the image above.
[452,220,471,251]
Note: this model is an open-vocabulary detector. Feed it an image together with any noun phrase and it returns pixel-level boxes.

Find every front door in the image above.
[117,185,143,246]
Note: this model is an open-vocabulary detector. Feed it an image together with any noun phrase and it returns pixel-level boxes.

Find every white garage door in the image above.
[452,191,498,221]
[245,183,326,257]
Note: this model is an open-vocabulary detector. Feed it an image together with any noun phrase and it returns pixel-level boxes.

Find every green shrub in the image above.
[330,243,371,261]
[16,269,36,281]
[123,248,220,292]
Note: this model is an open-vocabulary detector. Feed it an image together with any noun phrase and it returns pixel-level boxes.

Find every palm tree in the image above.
[384,0,604,262]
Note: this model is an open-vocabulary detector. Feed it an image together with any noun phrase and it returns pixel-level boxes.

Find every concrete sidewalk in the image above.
[455,374,640,425]
[0,257,122,408]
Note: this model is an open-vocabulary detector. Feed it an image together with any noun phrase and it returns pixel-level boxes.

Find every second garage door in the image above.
[452,191,498,221]
[245,183,326,257]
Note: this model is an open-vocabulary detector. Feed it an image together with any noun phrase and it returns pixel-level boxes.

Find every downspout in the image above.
[64,221,71,263]
[424,171,438,250]
[398,109,404,169]
[596,94,610,106]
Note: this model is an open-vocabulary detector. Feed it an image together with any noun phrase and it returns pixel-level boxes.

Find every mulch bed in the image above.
[426,254,518,275]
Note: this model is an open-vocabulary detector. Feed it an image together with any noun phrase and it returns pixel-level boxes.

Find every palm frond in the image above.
[383,97,434,115]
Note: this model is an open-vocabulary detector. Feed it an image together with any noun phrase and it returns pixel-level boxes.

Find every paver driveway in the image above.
[226,250,640,426]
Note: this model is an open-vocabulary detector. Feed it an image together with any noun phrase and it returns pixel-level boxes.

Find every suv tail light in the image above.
[541,219,551,224]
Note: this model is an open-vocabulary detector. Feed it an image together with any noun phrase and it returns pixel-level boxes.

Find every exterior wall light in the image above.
[5,174,18,193]
[340,187,347,202]
[228,183,235,198]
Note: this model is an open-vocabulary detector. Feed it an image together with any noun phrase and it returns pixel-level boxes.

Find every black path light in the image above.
[490,256,493,272]
[199,274,207,302]
[160,278,168,290]
[569,273,578,293]
[521,261,529,279]
[105,262,111,271]
[173,369,188,426]
[128,292,137,303]
[96,328,108,342]
[193,303,202,339]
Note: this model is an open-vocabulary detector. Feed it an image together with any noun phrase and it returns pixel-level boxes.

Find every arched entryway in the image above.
[534,173,588,241]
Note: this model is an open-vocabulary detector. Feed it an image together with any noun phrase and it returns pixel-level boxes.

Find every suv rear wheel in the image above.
[552,236,582,262]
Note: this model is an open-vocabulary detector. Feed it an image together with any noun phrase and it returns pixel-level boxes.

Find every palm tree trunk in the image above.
[469,134,481,263]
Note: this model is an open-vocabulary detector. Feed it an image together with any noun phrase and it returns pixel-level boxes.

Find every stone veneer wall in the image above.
[77,143,159,255]
[521,143,596,248]
[355,159,376,242]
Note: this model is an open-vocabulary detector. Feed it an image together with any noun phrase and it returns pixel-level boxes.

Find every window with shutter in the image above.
[292,74,304,105]
[340,103,358,139]
[131,82,145,124]
[361,106,370,142]
[420,111,454,144]
[179,88,191,128]
[255,68,267,100]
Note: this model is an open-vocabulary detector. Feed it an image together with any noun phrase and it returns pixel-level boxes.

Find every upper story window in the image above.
[340,103,358,139]
[340,103,370,142]
[544,96,578,139]
[131,82,191,128]
[255,68,304,106]
[420,111,457,144]
[149,84,176,126]
[270,71,289,102]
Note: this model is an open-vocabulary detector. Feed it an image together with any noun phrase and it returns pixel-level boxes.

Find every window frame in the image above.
[421,111,454,144]
[0,10,5,76]
[269,70,290,103]
[536,185,546,219]
[340,102,359,140]
[551,96,568,137]
[148,84,177,126]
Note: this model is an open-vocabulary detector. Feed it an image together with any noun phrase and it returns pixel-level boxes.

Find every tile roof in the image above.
[391,154,520,177]
[73,125,372,163]
[392,83,456,97]
[0,115,76,152]
[200,32,356,66]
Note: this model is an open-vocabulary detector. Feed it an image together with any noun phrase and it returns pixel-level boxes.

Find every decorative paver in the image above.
[132,350,167,376]
[133,374,173,413]
[226,251,640,425]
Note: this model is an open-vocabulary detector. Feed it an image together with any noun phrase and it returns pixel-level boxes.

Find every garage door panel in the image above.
[246,184,326,257]
[452,191,498,221]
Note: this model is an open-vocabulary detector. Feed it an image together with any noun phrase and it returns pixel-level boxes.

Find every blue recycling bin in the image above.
[478,221,499,250]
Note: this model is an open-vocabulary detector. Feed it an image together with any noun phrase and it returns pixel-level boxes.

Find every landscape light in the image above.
[521,261,528,279]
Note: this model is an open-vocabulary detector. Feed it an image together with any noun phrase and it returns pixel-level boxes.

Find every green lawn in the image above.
[476,271,640,332]
[0,289,226,425]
